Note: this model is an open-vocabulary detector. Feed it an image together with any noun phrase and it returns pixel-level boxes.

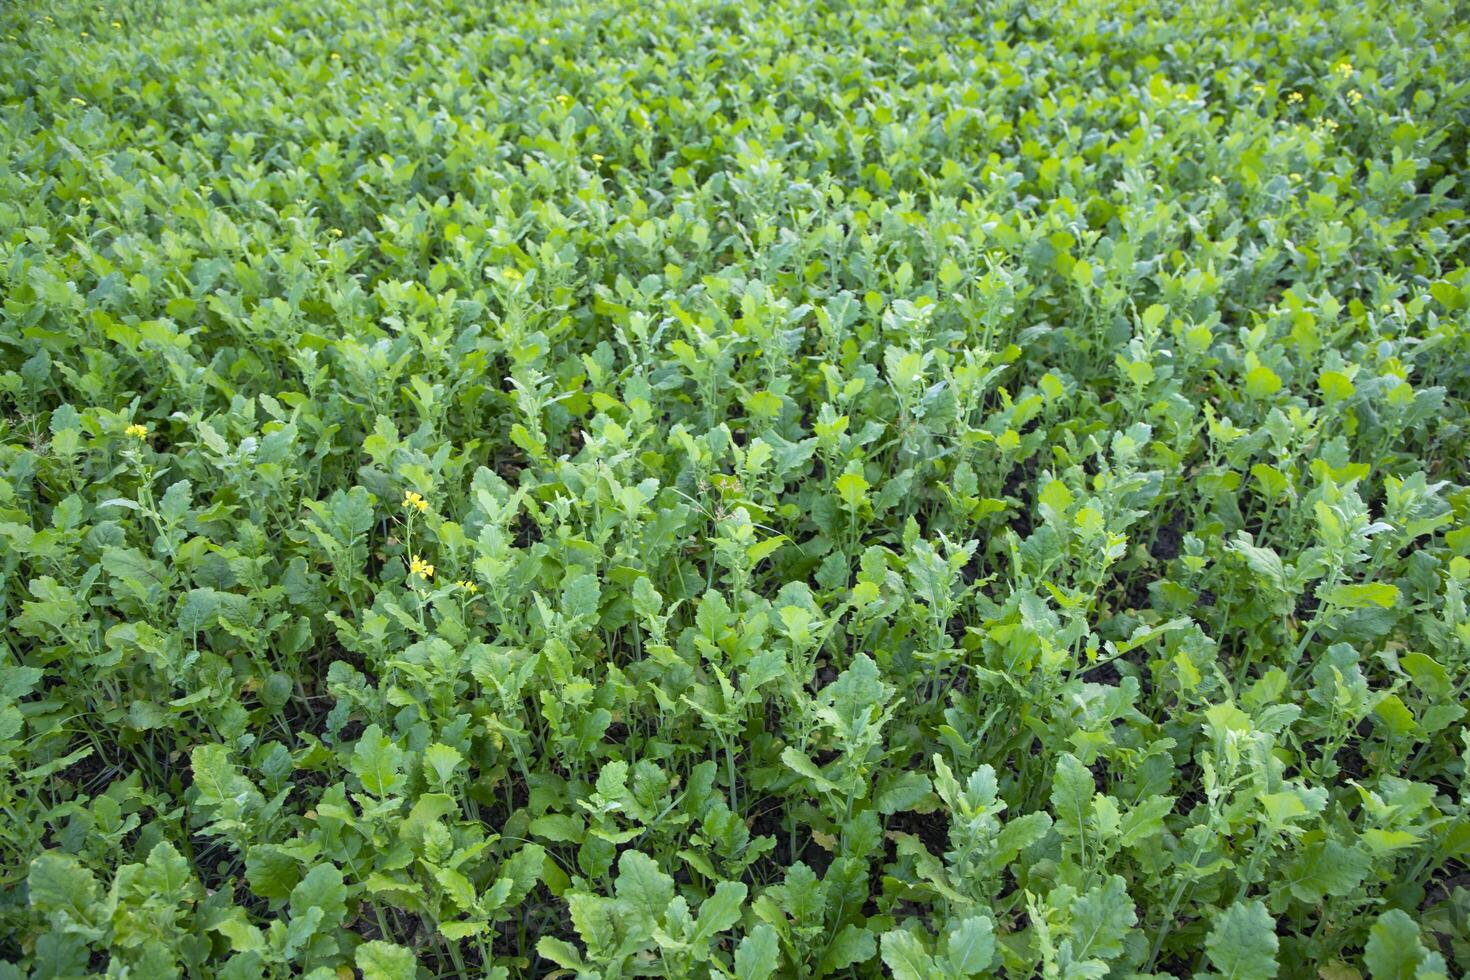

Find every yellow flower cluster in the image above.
[409,555,435,579]
[456,580,479,593]
[1286,91,1303,105]
[125,423,148,439]
[1334,62,1353,79]
[1347,89,1363,106]
[402,490,429,513]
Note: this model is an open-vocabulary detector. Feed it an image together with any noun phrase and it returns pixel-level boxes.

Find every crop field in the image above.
[2,0,1470,976]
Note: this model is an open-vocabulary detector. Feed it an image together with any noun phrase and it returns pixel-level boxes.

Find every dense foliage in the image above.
[3,0,1470,976]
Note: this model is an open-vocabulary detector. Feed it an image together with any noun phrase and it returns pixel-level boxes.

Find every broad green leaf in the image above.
[140,841,197,901]
[734,924,780,979]
[820,924,875,973]
[881,928,937,980]
[1326,583,1400,609]
[1205,900,1279,979]
[351,724,406,798]
[1283,840,1370,903]
[1119,796,1174,846]
[356,941,417,980]
[289,864,347,932]
[27,853,98,920]
[1070,876,1136,961]
[694,880,747,942]
[1051,753,1094,838]
[945,915,996,975]
[835,470,870,508]
[1364,910,1445,980]
[614,851,674,926]
[780,747,839,793]
[422,743,463,784]
[876,771,933,814]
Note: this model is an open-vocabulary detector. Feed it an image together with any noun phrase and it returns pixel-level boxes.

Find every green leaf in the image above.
[1070,875,1136,961]
[1118,796,1174,847]
[211,908,266,953]
[245,845,302,902]
[529,813,584,843]
[27,853,98,920]
[500,844,547,906]
[734,924,780,980]
[614,851,674,926]
[1141,303,1169,331]
[1326,582,1400,609]
[945,915,996,975]
[140,841,198,901]
[351,724,406,798]
[1205,900,1279,979]
[747,535,787,564]
[289,864,347,932]
[694,880,747,942]
[159,479,192,522]
[991,812,1053,871]
[1283,840,1371,903]
[569,893,618,954]
[820,924,875,973]
[881,928,937,980]
[1051,753,1095,839]
[562,571,601,623]
[1364,909,1444,980]
[422,742,463,784]
[835,470,870,508]
[876,771,933,814]
[356,940,418,980]
[780,747,839,793]
[436,866,477,910]
[439,920,488,941]
[537,937,585,969]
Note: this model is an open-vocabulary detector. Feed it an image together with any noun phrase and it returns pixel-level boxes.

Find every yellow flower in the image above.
[1286,91,1303,104]
[410,555,435,579]
[592,153,604,162]
[457,580,479,593]
[1335,62,1353,78]
[1251,84,1265,95]
[402,490,428,513]
[125,423,148,439]
[1347,89,1363,105]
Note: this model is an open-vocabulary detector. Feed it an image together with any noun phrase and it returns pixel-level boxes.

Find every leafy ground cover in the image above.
[2,0,1470,976]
